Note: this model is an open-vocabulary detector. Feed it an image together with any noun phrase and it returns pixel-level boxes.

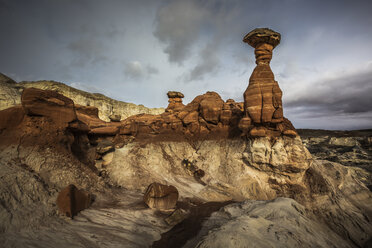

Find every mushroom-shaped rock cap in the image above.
[243,28,281,48]
[167,91,184,98]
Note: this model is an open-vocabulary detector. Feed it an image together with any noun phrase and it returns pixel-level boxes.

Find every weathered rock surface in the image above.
[107,137,311,201]
[0,74,23,111]
[299,129,372,189]
[56,184,92,218]
[243,28,284,126]
[0,76,164,121]
[143,183,179,210]
[182,198,354,248]
[22,87,77,124]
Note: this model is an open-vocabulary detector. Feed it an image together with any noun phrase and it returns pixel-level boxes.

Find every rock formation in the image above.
[298,129,372,189]
[166,91,184,112]
[22,87,77,124]
[240,28,286,137]
[0,77,164,121]
[0,28,371,248]
[143,183,179,210]
[56,184,92,218]
[116,28,296,141]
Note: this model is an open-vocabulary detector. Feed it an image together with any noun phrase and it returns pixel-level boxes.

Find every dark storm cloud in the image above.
[285,69,372,116]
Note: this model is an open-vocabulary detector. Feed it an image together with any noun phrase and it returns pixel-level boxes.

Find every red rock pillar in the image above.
[243,28,283,124]
[166,91,185,112]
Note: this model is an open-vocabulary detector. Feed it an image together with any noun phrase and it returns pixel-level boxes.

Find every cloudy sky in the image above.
[1,0,371,130]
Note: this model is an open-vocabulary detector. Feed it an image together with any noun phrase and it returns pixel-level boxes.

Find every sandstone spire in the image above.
[166,91,185,112]
[243,28,283,124]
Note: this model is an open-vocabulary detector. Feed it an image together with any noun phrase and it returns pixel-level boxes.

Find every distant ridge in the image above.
[0,73,164,121]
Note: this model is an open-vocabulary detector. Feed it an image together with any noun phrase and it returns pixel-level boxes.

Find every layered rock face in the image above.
[0,77,164,121]
[240,28,287,137]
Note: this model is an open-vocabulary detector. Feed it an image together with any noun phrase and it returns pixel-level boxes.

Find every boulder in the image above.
[56,184,92,218]
[167,91,184,98]
[21,88,77,124]
[143,183,179,210]
[199,92,224,124]
[109,114,121,122]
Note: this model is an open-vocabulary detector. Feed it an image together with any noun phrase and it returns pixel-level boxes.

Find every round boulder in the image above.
[143,182,179,210]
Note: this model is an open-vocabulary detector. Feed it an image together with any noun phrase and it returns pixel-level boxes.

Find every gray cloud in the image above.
[67,38,109,67]
[185,43,220,81]
[285,69,372,116]
[153,0,208,64]
[124,61,159,80]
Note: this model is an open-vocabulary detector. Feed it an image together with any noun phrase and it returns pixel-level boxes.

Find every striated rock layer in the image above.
[241,28,285,138]
[0,76,164,121]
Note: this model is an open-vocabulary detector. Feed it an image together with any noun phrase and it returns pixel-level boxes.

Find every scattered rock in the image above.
[56,184,92,218]
[109,114,121,122]
[143,183,179,210]
[194,169,205,178]
[199,92,224,124]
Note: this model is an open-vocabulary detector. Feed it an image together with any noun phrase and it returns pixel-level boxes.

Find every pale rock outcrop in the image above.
[106,137,312,201]
[0,77,164,121]
[0,73,22,111]
[299,129,372,188]
[182,198,354,248]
